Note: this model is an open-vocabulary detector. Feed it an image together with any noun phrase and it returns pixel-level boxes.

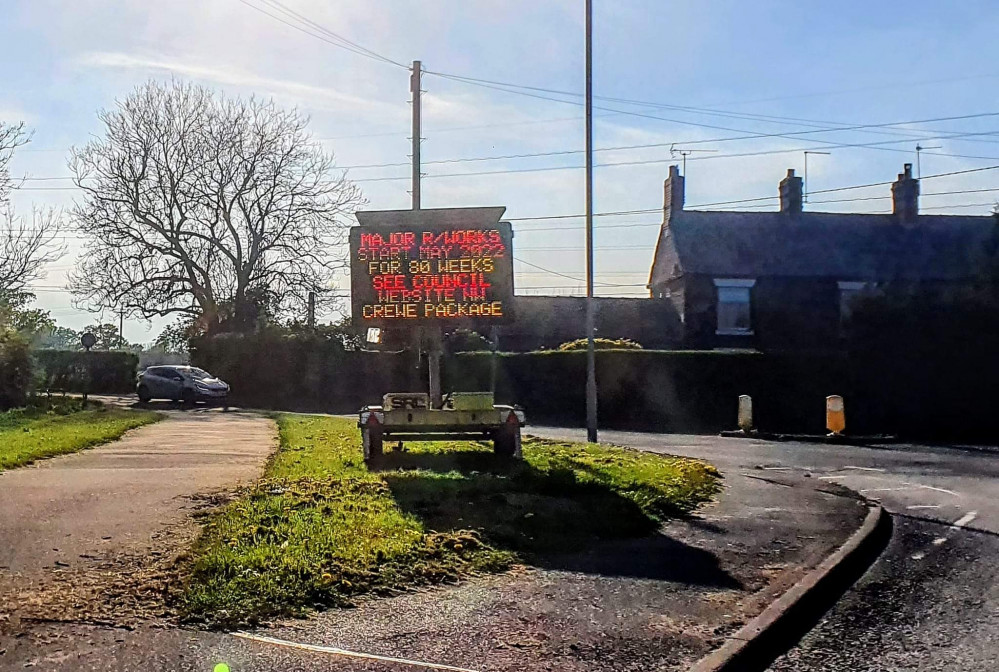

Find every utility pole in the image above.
[412,59,441,407]
[584,0,598,443]
[119,308,124,350]
[307,291,316,329]
[411,60,422,211]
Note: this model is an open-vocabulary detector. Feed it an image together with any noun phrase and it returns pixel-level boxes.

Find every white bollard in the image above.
[738,395,753,432]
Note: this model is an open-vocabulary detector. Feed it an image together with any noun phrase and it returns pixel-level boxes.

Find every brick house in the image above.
[648,163,997,351]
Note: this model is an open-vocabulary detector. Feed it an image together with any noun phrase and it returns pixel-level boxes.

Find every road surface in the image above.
[531,427,999,671]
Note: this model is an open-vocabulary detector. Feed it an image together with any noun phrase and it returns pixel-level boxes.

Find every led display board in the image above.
[349,208,515,326]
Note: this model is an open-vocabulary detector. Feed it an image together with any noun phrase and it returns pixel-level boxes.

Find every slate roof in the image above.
[664,210,997,281]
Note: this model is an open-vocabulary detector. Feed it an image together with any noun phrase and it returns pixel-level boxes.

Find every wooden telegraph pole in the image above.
[411,60,442,407]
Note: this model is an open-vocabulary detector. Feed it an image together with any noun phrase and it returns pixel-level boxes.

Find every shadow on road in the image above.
[373,449,741,589]
[129,399,231,412]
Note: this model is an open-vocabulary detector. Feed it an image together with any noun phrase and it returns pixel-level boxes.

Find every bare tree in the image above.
[69,80,364,332]
[1,122,62,296]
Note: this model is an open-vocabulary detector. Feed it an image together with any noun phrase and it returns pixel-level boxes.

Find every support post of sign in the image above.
[428,329,442,409]
[490,325,499,397]
[584,0,598,443]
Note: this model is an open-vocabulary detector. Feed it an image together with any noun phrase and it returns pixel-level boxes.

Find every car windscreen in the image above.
[187,368,213,380]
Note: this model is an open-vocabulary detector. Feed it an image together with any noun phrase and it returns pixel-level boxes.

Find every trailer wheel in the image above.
[493,423,521,458]
[362,426,384,461]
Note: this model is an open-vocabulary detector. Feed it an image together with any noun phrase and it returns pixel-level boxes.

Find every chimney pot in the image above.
[779,168,803,217]
[663,164,684,217]
[892,162,919,224]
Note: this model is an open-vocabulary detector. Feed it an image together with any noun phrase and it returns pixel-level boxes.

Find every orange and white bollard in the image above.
[826,395,845,436]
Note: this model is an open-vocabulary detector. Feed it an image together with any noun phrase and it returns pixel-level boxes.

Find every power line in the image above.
[12,167,999,240]
[19,115,590,153]
[234,0,407,69]
[20,103,999,182]
[427,69,999,149]
[22,134,999,191]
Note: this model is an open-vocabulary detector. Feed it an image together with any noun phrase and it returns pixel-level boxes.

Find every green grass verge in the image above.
[182,414,721,627]
[0,399,163,471]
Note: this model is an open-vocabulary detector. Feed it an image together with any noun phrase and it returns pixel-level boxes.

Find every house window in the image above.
[714,279,755,335]
[838,281,876,326]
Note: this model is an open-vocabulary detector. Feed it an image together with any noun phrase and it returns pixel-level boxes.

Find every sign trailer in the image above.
[350,207,525,461]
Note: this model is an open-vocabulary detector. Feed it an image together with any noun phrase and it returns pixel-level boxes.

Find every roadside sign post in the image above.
[349,207,523,461]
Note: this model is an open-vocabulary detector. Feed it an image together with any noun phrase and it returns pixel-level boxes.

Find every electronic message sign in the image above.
[350,208,515,326]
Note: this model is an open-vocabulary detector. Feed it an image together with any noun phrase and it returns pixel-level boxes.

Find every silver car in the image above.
[136,365,230,405]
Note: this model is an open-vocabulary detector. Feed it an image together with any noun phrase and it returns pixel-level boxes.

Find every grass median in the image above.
[182,414,721,627]
[0,399,162,471]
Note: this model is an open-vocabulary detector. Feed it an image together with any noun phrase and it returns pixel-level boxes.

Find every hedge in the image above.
[191,331,423,412]
[187,331,999,440]
[0,331,32,410]
[33,350,139,394]
[445,350,855,435]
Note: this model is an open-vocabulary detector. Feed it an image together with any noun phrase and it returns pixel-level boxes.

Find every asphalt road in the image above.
[530,427,999,671]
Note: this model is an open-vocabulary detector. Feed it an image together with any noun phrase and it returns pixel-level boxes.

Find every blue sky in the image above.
[4,0,999,342]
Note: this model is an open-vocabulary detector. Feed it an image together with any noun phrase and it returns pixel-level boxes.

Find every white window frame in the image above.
[714,278,755,336]
[838,280,877,327]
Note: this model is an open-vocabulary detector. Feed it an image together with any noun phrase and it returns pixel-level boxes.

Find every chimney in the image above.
[663,164,684,217]
[892,162,919,224]
[779,168,803,216]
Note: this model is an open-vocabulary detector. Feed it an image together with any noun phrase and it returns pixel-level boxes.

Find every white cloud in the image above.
[0,103,35,124]
[74,51,406,121]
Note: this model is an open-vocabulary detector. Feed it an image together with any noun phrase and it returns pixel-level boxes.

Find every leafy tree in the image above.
[83,322,129,351]
[444,329,493,354]
[37,325,82,351]
[0,330,31,410]
[153,318,197,354]
[69,80,363,335]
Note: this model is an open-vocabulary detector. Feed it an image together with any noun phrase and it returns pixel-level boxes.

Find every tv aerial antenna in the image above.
[669,144,717,175]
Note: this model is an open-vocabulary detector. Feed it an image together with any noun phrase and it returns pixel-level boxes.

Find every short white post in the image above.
[737,395,753,432]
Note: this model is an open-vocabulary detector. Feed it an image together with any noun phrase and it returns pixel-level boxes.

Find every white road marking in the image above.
[917,484,960,497]
[233,632,482,672]
[860,487,914,493]
[818,475,844,481]
[856,482,959,497]
[842,466,886,472]
[951,511,978,529]
[906,505,941,510]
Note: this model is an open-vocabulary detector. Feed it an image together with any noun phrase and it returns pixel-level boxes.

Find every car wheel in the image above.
[137,385,152,403]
